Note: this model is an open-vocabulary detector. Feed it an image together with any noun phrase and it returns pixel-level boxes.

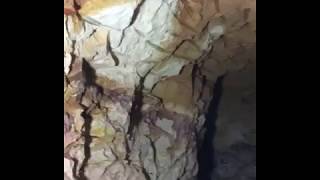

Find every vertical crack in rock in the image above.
[78,60,102,180]
[128,0,146,27]
[78,109,93,180]
[106,33,119,66]
[78,61,95,180]
[128,82,143,139]
[197,76,224,180]
[114,0,146,47]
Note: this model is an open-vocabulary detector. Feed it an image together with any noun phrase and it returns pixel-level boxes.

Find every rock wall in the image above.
[64,0,256,180]
[212,64,256,180]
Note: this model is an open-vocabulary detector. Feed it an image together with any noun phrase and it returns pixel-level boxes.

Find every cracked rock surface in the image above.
[64,0,256,180]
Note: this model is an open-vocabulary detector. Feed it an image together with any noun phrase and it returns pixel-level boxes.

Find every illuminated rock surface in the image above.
[64,0,256,179]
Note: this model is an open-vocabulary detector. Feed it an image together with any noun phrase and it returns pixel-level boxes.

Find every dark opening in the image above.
[197,76,224,180]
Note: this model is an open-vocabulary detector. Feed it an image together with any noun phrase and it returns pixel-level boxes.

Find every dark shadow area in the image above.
[82,59,97,87]
[128,76,145,139]
[72,158,79,179]
[197,76,224,180]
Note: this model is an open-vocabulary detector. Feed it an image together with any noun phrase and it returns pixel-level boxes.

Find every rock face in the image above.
[64,0,256,180]
[211,64,256,180]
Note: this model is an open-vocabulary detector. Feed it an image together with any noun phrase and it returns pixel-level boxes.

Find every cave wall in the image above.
[64,0,256,180]
[211,63,256,180]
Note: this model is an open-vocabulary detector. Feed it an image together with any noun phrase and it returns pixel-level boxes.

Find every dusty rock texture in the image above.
[64,0,256,180]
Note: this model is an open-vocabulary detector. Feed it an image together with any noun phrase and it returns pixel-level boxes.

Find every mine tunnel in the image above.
[64,0,256,180]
